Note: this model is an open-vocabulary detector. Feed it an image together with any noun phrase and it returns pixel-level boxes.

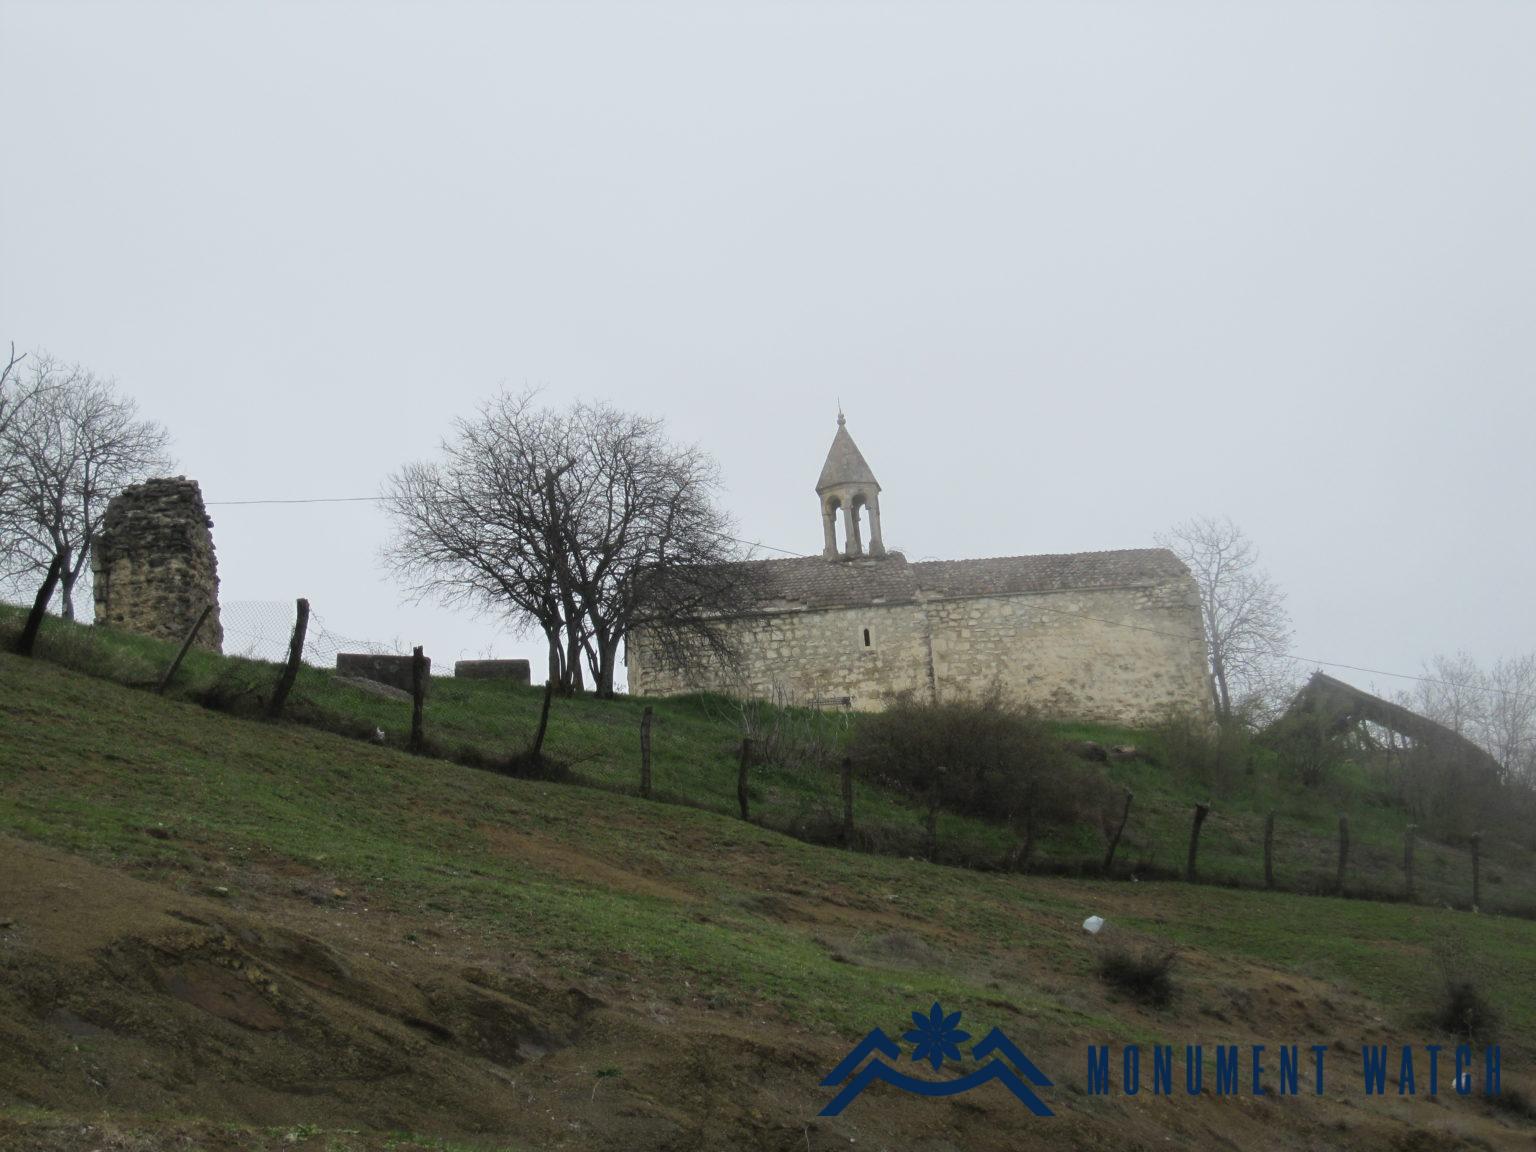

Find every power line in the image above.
[208,496,381,505]
[202,492,1530,703]
[729,538,805,557]
[206,493,808,557]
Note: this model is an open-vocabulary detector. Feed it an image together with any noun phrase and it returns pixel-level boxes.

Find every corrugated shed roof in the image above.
[1288,672,1505,776]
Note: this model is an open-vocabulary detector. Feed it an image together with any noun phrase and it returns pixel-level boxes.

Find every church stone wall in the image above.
[922,578,1210,725]
[629,602,933,708]
[628,575,1210,727]
[91,477,223,652]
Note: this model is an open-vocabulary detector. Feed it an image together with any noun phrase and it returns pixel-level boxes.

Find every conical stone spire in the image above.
[816,411,881,491]
[816,412,885,559]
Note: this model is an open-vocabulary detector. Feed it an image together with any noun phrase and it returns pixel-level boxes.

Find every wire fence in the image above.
[5,583,1535,918]
[220,600,405,667]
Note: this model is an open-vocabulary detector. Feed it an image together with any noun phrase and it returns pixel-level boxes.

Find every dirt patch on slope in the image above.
[2,832,1534,1152]
[0,836,590,1141]
[480,825,698,904]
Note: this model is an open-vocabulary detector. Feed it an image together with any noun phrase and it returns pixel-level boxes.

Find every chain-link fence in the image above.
[220,600,404,666]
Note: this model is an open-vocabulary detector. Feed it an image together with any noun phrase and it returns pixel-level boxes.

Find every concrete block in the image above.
[336,653,427,694]
[453,659,531,684]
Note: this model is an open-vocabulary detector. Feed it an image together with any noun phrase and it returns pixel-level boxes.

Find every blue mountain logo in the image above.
[819,1002,1054,1116]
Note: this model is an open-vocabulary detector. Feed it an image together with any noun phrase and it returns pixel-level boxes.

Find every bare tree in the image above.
[1413,652,1490,742]
[1158,516,1293,724]
[555,401,758,696]
[383,392,574,685]
[1386,653,1536,836]
[1487,654,1536,784]
[0,342,26,430]
[0,354,174,618]
[1410,651,1536,784]
[0,342,34,508]
[382,389,751,698]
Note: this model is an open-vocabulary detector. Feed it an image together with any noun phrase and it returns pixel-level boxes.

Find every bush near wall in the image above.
[847,687,1119,847]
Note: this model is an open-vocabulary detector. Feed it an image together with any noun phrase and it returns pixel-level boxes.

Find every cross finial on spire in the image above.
[837,400,845,427]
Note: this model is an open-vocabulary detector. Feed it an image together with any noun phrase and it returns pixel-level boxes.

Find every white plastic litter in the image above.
[1082,915,1106,935]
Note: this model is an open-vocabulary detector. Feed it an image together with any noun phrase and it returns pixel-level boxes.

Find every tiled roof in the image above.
[733,553,922,610]
[911,548,1189,598]
[732,548,1187,611]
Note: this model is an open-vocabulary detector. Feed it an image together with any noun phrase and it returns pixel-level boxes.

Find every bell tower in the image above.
[816,411,885,560]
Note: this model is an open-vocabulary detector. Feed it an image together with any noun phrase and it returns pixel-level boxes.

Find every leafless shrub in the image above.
[1096,943,1177,1008]
[1431,936,1501,1045]
[848,685,1113,859]
[736,684,846,775]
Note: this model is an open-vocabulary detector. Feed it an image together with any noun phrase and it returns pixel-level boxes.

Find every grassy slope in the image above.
[2,649,1535,1150]
[11,604,1535,917]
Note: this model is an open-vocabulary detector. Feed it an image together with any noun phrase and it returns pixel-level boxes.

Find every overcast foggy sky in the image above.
[2,1,1532,694]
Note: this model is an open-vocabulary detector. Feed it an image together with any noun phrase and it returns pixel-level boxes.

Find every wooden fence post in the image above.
[1186,803,1210,882]
[410,646,426,753]
[1020,803,1037,871]
[925,766,948,862]
[530,677,553,761]
[737,738,752,821]
[14,554,63,657]
[840,756,854,846]
[1263,812,1276,890]
[1336,815,1350,895]
[1471,832,1481,909]
[1404,824,1417,900]
[639,706,653,798]
[157,604,213,694]
[1103,790,1133,874]
[266,598,310,718]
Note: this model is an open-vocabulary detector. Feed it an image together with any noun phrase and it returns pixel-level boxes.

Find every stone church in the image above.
[626,416,1211,726]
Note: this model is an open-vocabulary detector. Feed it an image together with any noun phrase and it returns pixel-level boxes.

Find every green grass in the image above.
[0,648,1094,1036]
[4,645,1536,1062]
[4,602,1534,917]
[7,612,1536,1150]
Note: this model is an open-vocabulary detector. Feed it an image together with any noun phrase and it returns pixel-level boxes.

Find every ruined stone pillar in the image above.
[92,477,223,652]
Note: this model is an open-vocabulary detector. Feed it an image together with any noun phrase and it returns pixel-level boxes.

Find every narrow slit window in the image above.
[863,628,872,648]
